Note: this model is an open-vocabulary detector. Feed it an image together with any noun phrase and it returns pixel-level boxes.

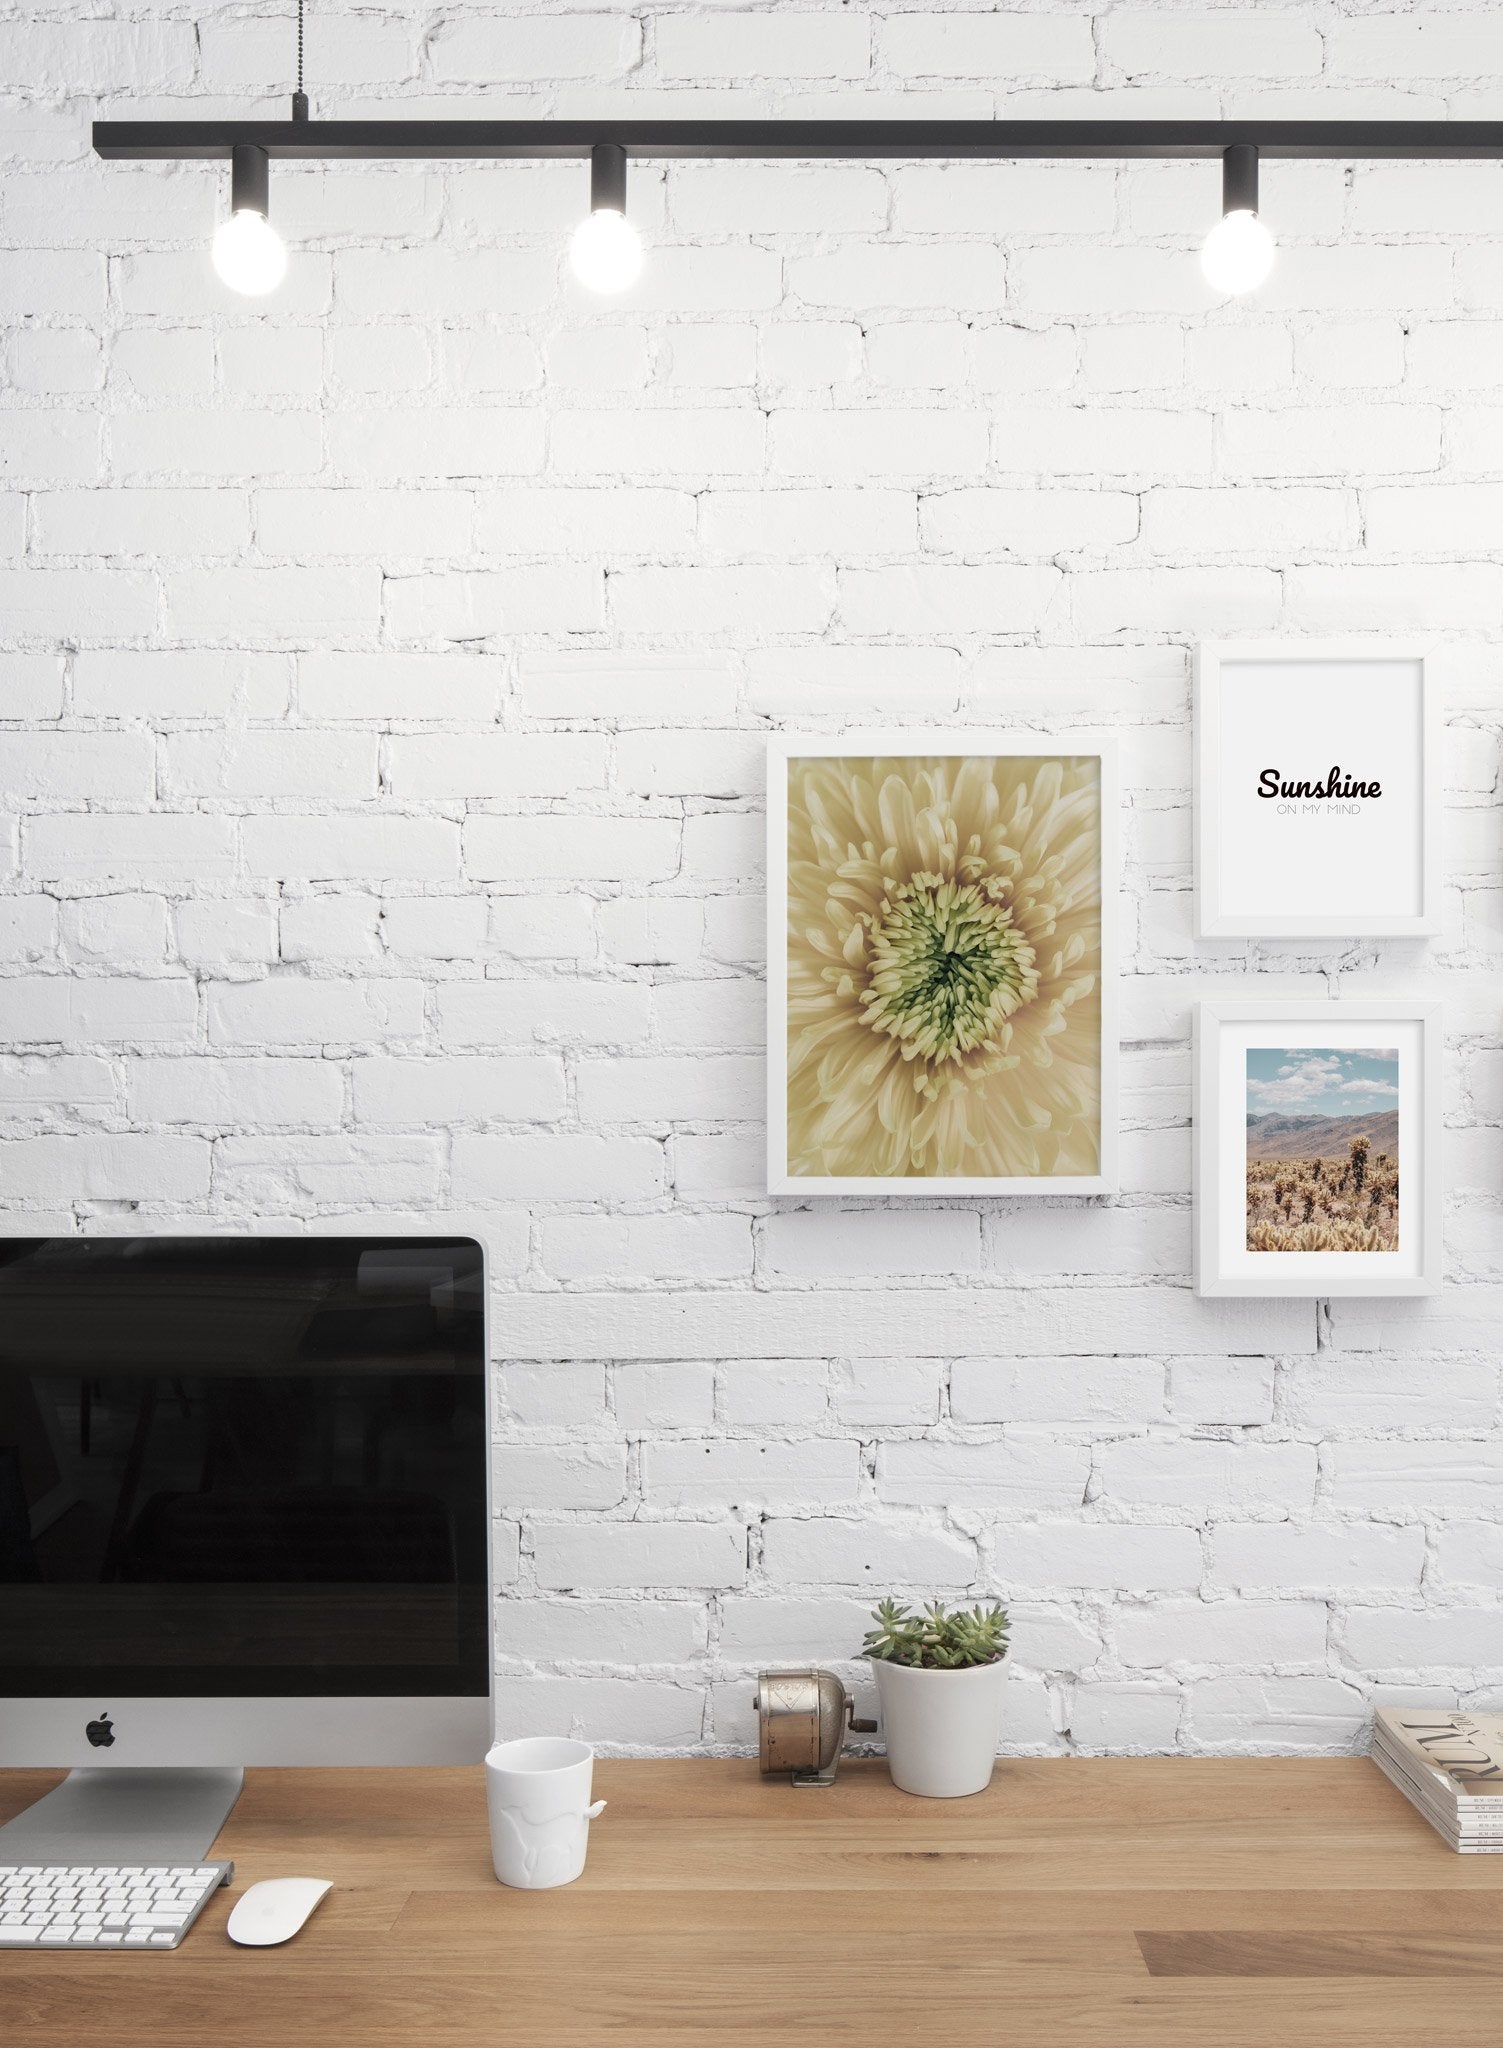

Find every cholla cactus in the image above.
[1349,1132,1370,1194]
[1246,1141,1399,1254]
[861,1597,1010,1670]
[1248,1219,1386,1252]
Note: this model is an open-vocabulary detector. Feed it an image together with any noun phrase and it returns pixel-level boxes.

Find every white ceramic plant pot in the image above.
[872,1657,1007,1798]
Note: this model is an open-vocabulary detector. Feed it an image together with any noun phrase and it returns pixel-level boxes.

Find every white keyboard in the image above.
[0,1861,232,1948]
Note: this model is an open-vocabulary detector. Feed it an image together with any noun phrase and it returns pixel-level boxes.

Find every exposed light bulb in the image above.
[1201,207,1275,295]
[569,207,642,294]
[212,208,287,296]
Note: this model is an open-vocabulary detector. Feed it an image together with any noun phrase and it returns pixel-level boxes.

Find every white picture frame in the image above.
[1194,999,1442,1298]
[1194,640,1440,938]
[767,732,1119,1197]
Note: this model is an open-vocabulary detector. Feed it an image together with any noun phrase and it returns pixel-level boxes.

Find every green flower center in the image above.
[860,876,1039,1063]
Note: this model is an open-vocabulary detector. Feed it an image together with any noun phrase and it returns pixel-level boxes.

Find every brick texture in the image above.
[0,3,1500,1759]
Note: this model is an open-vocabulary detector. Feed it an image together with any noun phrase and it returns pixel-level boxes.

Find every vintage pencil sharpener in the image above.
[754,1668,878,1787]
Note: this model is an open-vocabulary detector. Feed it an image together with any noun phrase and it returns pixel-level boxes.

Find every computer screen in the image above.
[0,1237,488,1710]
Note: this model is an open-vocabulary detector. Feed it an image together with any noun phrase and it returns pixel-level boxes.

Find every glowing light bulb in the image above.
[212,209,287,296]
[1200,208,1276,296]
[569,207,642,294]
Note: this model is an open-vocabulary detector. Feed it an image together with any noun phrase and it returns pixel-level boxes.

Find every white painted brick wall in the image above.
[2,1,1502,1759]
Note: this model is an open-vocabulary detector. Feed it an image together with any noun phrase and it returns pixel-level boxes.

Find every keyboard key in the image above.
[149,1932,175,1946]
[0,1924,39,1942]
[96,1932,122,1946]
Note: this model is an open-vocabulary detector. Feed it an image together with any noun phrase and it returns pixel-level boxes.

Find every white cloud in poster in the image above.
[1246,1047,1399,1116]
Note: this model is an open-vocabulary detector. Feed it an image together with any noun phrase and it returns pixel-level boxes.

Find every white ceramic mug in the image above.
[485,1736,607,1890]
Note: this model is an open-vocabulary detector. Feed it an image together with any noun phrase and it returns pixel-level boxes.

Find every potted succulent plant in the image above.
[862,1597,1010,1798]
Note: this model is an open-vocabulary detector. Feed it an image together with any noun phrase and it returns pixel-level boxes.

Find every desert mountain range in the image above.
[1245,1110,1400,1161]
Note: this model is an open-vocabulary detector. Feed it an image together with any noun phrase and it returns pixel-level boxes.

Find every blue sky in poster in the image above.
[1246,1047,1399,1118]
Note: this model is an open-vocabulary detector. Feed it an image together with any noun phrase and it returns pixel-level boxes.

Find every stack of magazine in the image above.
[1370,1708,1503,1852]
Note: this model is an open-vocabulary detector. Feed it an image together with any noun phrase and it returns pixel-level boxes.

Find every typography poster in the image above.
[1195,643,1438,938]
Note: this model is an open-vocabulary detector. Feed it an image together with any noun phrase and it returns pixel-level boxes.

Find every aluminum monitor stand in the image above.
[0,1768,244,1865]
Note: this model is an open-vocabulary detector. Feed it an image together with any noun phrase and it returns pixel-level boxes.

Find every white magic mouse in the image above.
[226,1876,333,1946]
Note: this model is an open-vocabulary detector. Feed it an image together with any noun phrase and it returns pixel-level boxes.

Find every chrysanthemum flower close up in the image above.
[785,754,1102,1180]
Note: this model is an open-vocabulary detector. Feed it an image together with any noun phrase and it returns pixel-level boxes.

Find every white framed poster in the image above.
[1195,641,1439,938]
[1194,1000,1441,1298]
[767,733,1118,1196]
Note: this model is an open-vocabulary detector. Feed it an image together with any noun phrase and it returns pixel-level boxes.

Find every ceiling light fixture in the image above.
[211,142,287,296]
[1201,141,1276,296]
[570,142,643,294]
[93,120,1503,310]
[211,0,306,297]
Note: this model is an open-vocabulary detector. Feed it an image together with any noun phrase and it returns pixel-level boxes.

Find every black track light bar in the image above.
[92,117,1503,166]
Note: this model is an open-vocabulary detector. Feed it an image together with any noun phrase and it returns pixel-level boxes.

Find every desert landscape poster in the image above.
[1244,1048,1400,1253]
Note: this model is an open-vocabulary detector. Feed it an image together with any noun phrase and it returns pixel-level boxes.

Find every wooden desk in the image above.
[3,1756,1502,2046]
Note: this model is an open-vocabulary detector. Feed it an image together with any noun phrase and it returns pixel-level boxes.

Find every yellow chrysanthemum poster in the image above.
[769,738,1117,1194]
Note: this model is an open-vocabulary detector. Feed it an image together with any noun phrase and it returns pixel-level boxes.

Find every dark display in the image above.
[0,1237,487,1698]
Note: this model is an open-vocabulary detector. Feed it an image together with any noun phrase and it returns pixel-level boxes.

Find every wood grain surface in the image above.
[2,1756,1500,2046]
[1138,1928,1503,1976]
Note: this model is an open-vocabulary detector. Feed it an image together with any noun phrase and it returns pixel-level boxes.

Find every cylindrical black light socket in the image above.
[230,142,270,218]
[291,90,310,123]
[590,142,628,215]
[1222,142,1259,216]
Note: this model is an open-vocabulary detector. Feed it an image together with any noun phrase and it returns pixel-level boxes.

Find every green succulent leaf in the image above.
[860,1595,1010,1670]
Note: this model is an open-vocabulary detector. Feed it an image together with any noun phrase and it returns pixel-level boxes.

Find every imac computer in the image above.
[0,1235,490,1867]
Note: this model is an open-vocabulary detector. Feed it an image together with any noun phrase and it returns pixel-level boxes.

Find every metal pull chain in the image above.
[292,0,308,121]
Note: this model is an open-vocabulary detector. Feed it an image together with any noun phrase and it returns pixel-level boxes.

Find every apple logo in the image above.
[85,1712,115,1749]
